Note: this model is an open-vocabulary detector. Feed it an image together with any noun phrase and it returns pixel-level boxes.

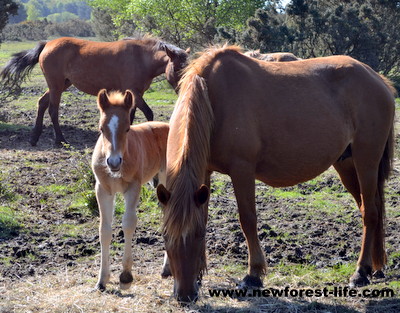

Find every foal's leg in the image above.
[95,183,115,291]
[119,183,140,290]
[30,91,50,146]
[231,167,266,288]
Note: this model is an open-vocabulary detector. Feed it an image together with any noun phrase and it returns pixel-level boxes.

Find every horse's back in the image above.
[200,50,394,186]
[39,37,152,94]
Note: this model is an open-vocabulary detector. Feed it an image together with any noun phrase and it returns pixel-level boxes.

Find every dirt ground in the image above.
[0,85,399,312]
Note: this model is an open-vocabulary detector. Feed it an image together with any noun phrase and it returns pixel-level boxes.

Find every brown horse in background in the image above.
[245,50,300,61]
[157,46,395,303]
[92,89,169,291]
[1,37,188,145]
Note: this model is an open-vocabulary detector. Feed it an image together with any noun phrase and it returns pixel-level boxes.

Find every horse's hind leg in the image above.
[231,167,266,288]
[120,183,140,290]
[48,88,67,145]
[348,146,387,287]
[30,91,50,146]
[333,157,361,207]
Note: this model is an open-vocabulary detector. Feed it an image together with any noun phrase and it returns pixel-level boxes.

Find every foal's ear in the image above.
[157,184,171,206]
[97,89,110,110]
[194,184,209,207]
[185,47,191,54]
[124,90,134,110]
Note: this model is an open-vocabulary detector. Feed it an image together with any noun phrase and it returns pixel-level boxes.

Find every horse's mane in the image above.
[122,35,186,55]
[106,91,125,104]
[163,45,241,246]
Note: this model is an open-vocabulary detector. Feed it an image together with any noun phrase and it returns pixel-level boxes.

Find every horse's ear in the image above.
[157,184,171,206]
[194,184,209,207]
[98,89,110,110]
[165,46,175,60]
[124,90,134,110]
[185,47,191,54]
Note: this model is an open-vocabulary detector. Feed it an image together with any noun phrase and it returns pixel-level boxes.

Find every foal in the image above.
[92,89,169,291]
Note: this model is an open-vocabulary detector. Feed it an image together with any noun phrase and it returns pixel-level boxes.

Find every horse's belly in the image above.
[255,149,341,187]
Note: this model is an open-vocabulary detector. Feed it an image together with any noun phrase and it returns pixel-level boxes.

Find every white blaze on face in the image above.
[108,115,119,151]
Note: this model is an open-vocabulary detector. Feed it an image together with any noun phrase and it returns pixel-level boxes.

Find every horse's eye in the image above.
[126,128,130,133]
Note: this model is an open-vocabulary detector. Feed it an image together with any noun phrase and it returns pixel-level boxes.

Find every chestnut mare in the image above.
[1,37,187,146]
[92,89,169,291]
[157,46,396,303]
[245,50,300,61]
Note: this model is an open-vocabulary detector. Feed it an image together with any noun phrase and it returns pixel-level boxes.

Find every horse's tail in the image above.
[1,41,47,91]
[373,77,396,271]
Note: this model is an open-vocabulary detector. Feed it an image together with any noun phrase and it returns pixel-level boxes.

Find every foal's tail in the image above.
[1,41,47,92]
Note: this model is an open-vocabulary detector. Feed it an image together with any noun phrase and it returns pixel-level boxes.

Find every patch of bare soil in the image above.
[0,87,399,312]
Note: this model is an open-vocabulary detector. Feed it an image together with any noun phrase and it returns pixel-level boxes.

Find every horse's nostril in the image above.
[107,156,122,171]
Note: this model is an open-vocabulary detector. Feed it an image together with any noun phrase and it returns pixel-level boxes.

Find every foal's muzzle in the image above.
[107,155,122,172]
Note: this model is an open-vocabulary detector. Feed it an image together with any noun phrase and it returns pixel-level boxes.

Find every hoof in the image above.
[95,283,106,292]
[373,270,385,279]
[349,270,370,288]
[29,137,38,146]
[152,175,159,188]
[161,267,172,278]
[237,275,263,289]
[54,139,68,148]
[119,271,133,290]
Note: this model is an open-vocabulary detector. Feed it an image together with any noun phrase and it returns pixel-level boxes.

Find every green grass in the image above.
[0,122,30,132]
[0,206,21,238]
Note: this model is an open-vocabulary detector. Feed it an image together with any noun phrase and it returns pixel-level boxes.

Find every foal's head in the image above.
[165,46,190,92]
[97,89,134,173]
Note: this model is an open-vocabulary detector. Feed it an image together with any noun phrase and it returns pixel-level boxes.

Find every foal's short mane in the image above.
[106,91,126,105]
[163,45,242,245]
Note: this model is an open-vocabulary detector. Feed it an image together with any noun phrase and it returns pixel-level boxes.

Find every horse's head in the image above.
[157,183,209,304]
[97,89,134,173]
[165,46,190,92]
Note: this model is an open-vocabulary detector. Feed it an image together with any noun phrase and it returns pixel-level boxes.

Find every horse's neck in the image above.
[150,52,168,77]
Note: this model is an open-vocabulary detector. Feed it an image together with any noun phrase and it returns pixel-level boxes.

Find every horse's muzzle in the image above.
[107,156,122,172]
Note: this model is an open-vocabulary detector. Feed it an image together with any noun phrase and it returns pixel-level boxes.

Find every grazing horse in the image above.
[156,46,395,303]
[1,37,188,146]
[245,50,300,62]
[92,89,169,291]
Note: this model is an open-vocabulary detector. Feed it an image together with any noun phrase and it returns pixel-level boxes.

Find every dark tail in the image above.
[1,41,47,92]
[373,124,394,271]
[373,74,396,270]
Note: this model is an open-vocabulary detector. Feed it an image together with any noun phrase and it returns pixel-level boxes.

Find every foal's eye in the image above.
[126,128,130,133]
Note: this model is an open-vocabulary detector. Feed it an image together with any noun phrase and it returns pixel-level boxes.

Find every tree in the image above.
[90,7,119,41]
[242,0,400,75]
[0,0,19,41]
[87,0,264,46]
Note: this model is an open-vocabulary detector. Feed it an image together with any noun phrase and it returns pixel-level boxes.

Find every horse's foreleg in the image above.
[231,166,266,288]
[30,91,50,146]
[95,183,115,291]
[161,251,171,278]
[133,95,154,122]
[120,183,140,290]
